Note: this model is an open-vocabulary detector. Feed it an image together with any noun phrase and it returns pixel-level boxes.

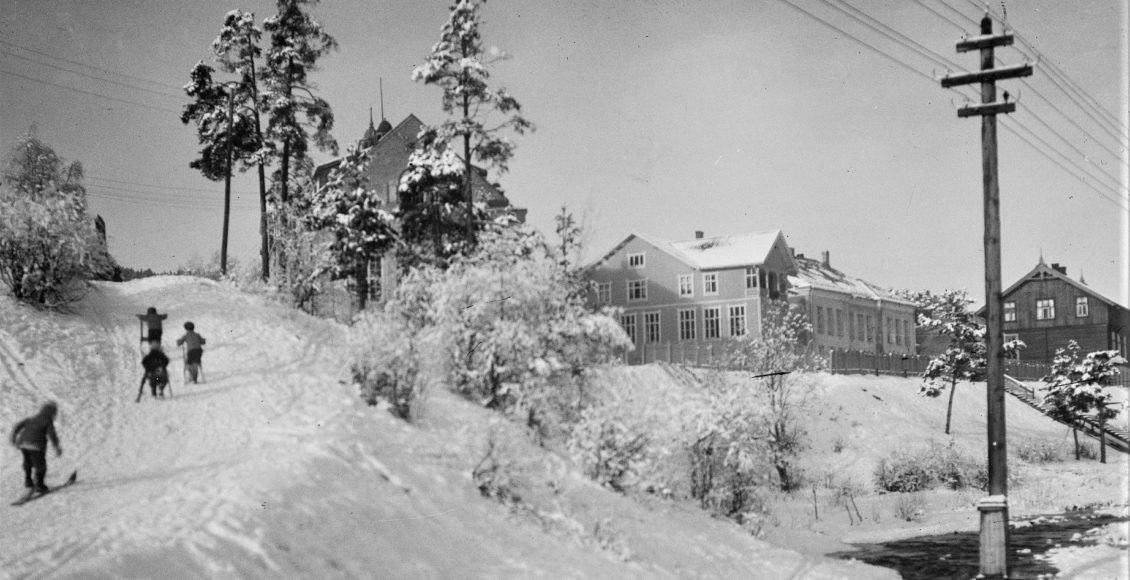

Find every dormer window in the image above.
[628,253,645,268]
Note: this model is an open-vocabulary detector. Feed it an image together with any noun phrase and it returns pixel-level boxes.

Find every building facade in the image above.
[787,252,917,355]
[984,259,1128,362]
[585,230,796,359]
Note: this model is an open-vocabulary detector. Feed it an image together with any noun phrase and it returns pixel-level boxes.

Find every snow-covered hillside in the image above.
[1,278,895,579]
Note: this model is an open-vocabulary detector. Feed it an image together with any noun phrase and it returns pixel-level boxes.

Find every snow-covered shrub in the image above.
[874,441,1022,493]
[424,224,631,423]
[892,492,926,522]
[1013,439,1062,463]
[567,403,651,492]
[471,422,526,505]
[350,304,439,422]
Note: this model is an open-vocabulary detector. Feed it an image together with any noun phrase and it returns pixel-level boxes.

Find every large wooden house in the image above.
[585,230,797,360]
[981,259,1129,362]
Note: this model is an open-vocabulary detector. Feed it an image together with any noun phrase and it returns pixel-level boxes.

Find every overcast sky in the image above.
[2,0,1126,303]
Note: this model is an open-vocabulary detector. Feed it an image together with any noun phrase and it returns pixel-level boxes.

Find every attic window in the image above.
[628,253,645,268]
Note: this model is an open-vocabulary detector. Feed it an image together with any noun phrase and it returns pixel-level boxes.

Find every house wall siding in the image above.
[1004,276,1110,328]
[792,289,917,355]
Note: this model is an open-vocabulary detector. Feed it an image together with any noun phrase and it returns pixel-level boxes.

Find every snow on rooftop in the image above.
[789,256,913,305]
[665,230,783,270]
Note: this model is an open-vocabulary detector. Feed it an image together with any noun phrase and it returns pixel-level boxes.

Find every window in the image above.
[1036,298,1055,320]
[836,310,844,338]
[866,315,874,343]
[729,305,747,337]
[678,274,694,297]
[644,311,661,343]
[679,309,696,341]
[1003,301,1016,322]
[895,317,902,345]
[1076,297,1089,317]
[628,253,645,268]
[903,320,911,348]
[849,312,856,341]
[703,273,719,296]
[886,319,893,344]
[768,272,778,297]
[596,282,611,305]
[746,267,758,288]
[826,309,834,335]
[816,306,825,334]
[627,279,648,302]
[704,307,721,339]
[620,314,637,344]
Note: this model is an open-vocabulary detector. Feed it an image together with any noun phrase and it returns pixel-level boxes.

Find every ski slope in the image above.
[0,277,896,579]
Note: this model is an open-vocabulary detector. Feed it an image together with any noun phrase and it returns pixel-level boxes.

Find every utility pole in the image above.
[222,85,236,277]
[941,15,1031,579]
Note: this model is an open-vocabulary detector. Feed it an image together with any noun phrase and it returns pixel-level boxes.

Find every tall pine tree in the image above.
[410,0,532,246]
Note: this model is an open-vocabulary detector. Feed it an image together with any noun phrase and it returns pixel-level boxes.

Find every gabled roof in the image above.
[1003,260,1120,308]
[788,256,915,306]
[587,229,792,272]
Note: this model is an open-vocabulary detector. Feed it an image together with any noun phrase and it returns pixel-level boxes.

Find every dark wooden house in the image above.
[981,259,1128,362]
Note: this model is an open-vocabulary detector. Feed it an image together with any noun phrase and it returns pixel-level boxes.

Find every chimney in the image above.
[1050,263,1066,275]
[694,230,704,239]
[821,250,830,268]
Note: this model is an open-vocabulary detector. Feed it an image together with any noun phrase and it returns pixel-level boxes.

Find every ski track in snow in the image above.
[0,278,350,578]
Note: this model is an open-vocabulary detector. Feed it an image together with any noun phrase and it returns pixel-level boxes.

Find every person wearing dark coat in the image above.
[10,401,62,492]
[140,340,170,398]
[137,306,167,345]
[176,321,206,383]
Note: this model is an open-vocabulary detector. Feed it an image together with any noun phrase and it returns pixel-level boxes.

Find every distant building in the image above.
[978,258,1129,362]
[313,113,525,223]
[788,251,917,355]
[585,230,796,359]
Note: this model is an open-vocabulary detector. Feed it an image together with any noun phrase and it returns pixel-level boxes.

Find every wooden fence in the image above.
[618,342,1053,380]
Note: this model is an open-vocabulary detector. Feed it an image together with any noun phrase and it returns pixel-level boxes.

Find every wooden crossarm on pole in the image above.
[956,32,1015,52]
[958,102,1017,117]
[940,63,1033,88]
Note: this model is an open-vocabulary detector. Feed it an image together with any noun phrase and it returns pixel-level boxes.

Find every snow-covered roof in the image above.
[788,255,914,306]
[587,230,789,271]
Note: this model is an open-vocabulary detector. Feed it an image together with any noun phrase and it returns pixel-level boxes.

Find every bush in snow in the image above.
[566,396,651,492]
[1042,341,1126,462]
[421,224,631,432]
[0,131,108,308]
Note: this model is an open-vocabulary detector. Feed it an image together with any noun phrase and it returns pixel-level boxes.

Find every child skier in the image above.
[137,307,167,347]
[9,401,62,493]
[139,340,171,400]
[176,321,206,383]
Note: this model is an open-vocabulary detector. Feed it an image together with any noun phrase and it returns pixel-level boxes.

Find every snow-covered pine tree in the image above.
[213,9,272,280]
[309,142,397,309]
[410,0,533,246]
[1042,341,1126,462]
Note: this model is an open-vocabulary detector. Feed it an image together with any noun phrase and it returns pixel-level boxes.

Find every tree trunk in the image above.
[221,89,235,276]
[1099,413,1107,463]
[1073,424,1080,460]
[944,375,957,435]
[246,45,270,281]
[355,262,368,311]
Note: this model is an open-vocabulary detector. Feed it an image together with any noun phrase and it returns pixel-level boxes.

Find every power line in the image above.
[1015,101,1128,182]
[777,0,938,83]
[817,0,968,72]
[87,175,258,196]
[0,38,183,92]
[86,183,260,206]
[0,48,185,101]
[910,0,971,33]
[86,187,259,211]
[0,68,181,115]
[1000,117,1129,211]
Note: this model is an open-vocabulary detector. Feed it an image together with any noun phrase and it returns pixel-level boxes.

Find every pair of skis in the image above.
[10,470,77,506]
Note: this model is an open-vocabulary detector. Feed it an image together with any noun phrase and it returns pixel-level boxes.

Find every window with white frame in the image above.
[703,273,719,295]
[704,307,721,339]
[728,305,747,337]
[678,274,694,297]
[644,311,661,343]
[627,279,648,302]
[596,282,611,305]
[886,318,893,344]
[628,253,645,268]
[1003,301,1016,322]
[745,267,758,289]
[1036,298,1055,320]
[678,309,696,341]
[1076,296,1089,317]
[620,314,637,344]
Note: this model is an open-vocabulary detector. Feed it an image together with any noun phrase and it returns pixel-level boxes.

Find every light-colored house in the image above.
[586,230,796,361]
[788,252,917,355]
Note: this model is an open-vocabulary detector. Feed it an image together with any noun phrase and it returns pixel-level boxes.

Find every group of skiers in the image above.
[9,306,206,497]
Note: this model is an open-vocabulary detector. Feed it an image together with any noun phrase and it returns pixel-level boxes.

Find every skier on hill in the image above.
[9,401,62,493]
[176,321,206,384]
[138,340,171,400]
[137,306,167,347]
